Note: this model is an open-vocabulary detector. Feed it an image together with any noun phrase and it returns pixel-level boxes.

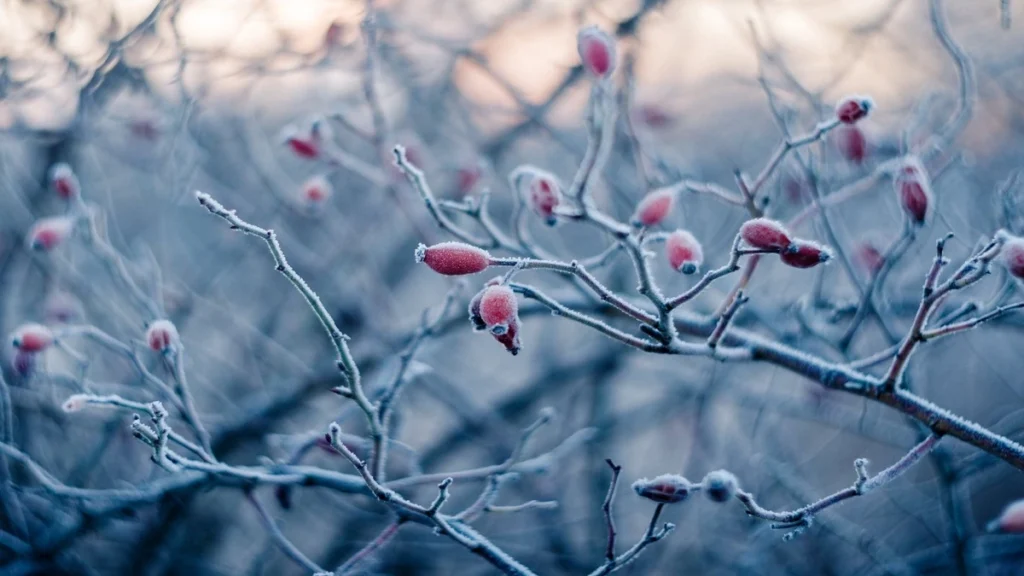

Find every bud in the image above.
[416,242,491,276]
[835,95,873,124]
[577,26,616,79]
[665,230,703,274]
[834,125,867,164]
[11,323,54,353]
[299,175,333,210]
[493,318,522,355]
[632,474,693,504]
[1000,236,1024,279]
[27,216,74,251]
[49,163,80,200]
[468,277,503,331]
[893,158,933,225]
[511,166,564,226]
[631,188,676,227]
[989,499,1024,533]
[62,394,90,413]
[701,470,738,503]
[146,319,180,353]
[781,240,832,269]
[479,285,519,335]
[740,218,792,252]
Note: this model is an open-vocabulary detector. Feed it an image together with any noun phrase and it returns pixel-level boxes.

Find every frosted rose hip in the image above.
[27,217,74,251]
[835,96,873,124]
[50,163,80,200]
[894,158,932,225]
[855,240,885,274]
[146,319,179,353]
[577,26,616,79]
[990,499,1024,533]
[11,323,54,353]
[1000,237,1024,279]
[300,175,333,209]
[781,240,832,269]
[512,166,563,226]
[835,125,867,164]
[631,188,675,227]
[479,285,518,335]
[416,242,491,276]
[632,474,693,504]
[494,318,521,355]
[701,469,738,503]
[740,218,792,252]
[468,277,502,331]
[665,230,703,274]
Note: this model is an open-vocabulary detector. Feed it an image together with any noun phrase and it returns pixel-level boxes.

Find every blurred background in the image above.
[2,0,1024,574]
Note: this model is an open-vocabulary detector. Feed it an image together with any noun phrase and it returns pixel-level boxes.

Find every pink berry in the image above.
[665,230,703,274]
[282,122,326,160]
[894,159,932,225]
[479,285,518,335]
[854,241,885,275]
[11,350,35,378]
[835,125,868,164]
[11,323,54,353]
[781,240,832,269]
[577,26,616,79]
[493,318,521,355]
[468,277,502,331]
[634,104,673,129]
[456,165,482,196]
[990,499,1024,533]
[740,218,792,252]
[632,474,693,504]
[835,96,873,124]
[27,217,74,251]
[512,166,563,226]
[1000,236,1024,279]
[300,175,333,209]
[146,319,179,353]
[416,242,491,276]
[631,187,676,227]
[324,21,344,48]
[49,163,80,200]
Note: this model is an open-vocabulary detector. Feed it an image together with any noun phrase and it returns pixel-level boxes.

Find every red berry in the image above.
[631,187,675,227]
[665,230,703,274]
[146,319,179,353]
[27,217,74,251]
[1001,237,1024,279]
[11,323,54,353]
[740,218,792,252]
[634,104,673,129]
[300,175,333,209]
[50,163,80,200]
[468,277,502,331]
[894,159,932,225]
[512,166,564,226]
[835,96,873,124]
[835,125,868,164]
[282,122,326,160]
[577,26,616,79]
[416,242,491,276]
[493,318,521,355]
[11,350,35,378]
[632,474,693,504]
[456,165,482,196]
[991,499,1024,533]
[479,285,518,335]
[854,240,885,275]
[781,240,832,269]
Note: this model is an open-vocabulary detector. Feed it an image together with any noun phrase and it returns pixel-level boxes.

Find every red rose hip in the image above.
[632,187,676,227]
[665,230,703,274]
[416,242,491,276]
[740,218,792,252]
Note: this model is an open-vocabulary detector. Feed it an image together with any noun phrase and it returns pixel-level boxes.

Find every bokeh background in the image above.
[2,0,1024,574]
